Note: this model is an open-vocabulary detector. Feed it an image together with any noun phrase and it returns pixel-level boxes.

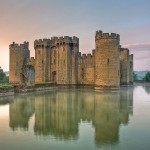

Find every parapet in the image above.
[20,41,29,49]
[34,39,51,48]
[82,54,87,59]
[72,36,79,44]
[63,36,73,44]
[120,48,129,54]
[9,42,18,49]
[34,36,79,48]
[9,41,29,49]
[51,36,59,46]
[51,36,59,41]
[81,53,93,59]
[50,36,79,48]
[57,36,79,45]
[95,30,120,40]
[87,53,92,59]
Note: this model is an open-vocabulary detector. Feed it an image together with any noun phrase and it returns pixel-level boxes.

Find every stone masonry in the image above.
[9,42,30,84]
[9,30,133,89]
[95,31,120,89]
[129,54,133,84]
[120,48,130,85]
[34,36,79,85]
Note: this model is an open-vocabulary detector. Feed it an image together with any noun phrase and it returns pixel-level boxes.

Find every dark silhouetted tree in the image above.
[0,67,8,83]
[143,72,150,82]
[133,72,138,81]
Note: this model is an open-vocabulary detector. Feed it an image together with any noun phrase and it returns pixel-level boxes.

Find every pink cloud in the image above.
[123,42,150,51]
[123,42,150,71]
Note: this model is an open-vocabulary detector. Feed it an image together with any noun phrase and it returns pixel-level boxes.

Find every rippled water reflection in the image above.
[0,84,150,150]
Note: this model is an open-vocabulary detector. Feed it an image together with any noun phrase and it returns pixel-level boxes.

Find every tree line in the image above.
[0,67,8,83]
[134,71,150,82]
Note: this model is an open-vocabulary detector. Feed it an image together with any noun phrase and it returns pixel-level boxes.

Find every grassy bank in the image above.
[0,84,14,89]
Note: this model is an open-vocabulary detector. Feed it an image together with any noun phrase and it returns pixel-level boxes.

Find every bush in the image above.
[0,67,8,83]
[133,73,138,81]
[143,72,150,82]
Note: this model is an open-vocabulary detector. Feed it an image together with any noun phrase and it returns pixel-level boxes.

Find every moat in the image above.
[0,84,150,150]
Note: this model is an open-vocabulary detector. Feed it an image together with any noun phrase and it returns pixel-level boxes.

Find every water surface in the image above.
[0,84,150,150]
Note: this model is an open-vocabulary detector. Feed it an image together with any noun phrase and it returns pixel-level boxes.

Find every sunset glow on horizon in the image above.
[0,0,150,71]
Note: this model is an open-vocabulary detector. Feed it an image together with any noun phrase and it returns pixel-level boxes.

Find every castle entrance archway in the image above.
[52,71,56,82]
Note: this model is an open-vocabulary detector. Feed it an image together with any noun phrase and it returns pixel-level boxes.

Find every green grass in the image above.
[0,84,14,89]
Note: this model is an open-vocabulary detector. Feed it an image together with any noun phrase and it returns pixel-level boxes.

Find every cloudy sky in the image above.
[0,0,150,71]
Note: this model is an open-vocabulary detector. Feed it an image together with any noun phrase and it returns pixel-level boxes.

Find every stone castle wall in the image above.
[120,48,130,85]
[9,30,133,89]
[129,54,133,83]
[94,31,120,89]
[78,52,95,84]
[34,39,50,82]
[9,42,29,84]
[23,57,35,86]
[34,36,79,85]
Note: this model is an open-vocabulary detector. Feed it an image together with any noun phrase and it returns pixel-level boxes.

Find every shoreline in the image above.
[0,82,149,97]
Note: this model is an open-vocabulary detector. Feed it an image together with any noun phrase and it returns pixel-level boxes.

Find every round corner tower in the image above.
[94,30,120,90]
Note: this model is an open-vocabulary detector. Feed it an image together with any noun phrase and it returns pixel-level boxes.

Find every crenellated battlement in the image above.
[87,53,92,58]
[82,54,86,58]
[120,48,129,53]
[72,36,79,44]
[80,53,93,59]
[121,48,129,51]
[34,39,51,48]
[34,36,79,49]
[95,30,121,89]
[95,30,120,40]
[9,41,29,49]
[51,36,59,41]
[53,36,79,45]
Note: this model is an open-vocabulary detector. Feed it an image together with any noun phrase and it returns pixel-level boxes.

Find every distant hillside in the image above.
[134,71,150,80]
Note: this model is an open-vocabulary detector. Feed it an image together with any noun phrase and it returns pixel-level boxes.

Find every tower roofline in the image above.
[95,30,120,41]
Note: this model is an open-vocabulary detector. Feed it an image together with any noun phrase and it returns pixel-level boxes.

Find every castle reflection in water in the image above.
[8,88,133,146]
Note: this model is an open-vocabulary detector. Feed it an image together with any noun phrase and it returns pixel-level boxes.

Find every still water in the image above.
[0,84,150,150]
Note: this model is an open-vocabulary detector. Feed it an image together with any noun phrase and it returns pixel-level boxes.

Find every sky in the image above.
[0,0,150,71]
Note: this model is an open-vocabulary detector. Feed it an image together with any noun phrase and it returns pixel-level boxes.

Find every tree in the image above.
[0,66,8,83]
[143,72,150,82]
[133,72,138,81]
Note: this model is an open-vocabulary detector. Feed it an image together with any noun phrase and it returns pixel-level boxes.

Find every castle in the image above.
[9,30,133,89]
